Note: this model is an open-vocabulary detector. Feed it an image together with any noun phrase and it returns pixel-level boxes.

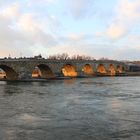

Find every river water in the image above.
[0,77,140,140]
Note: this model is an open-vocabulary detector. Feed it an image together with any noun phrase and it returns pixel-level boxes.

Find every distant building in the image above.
[34,54,43,59]
[127,63,140,72]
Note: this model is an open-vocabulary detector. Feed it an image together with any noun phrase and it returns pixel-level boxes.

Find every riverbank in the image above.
[125,72,140,76]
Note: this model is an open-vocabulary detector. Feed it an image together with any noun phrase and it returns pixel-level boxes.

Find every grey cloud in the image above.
[113,47,140,60]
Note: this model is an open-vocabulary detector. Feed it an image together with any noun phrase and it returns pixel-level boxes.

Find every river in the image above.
[0,77,140,140]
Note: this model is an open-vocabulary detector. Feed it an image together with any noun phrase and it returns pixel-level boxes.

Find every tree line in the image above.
[1,53,113,61]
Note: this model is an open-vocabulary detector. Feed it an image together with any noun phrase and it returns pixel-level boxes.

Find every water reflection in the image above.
[107,98,122,112]
[0,81,22,96]
[63,78,76,86]
[111,99,122,110]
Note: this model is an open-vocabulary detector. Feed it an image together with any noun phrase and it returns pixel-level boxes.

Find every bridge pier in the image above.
[18,70,32,80]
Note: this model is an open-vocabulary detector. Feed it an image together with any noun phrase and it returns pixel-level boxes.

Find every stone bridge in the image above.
[0,58,127,80]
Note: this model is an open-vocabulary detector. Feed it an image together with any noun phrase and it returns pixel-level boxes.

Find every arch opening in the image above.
[96,64,107,75]
[32,67,41,78]
[116,65,124,73]
[82,64,93,75]
[0,69,6,79]
[62,64,77,77]
[108,64,116,76]
[32,64,54,79]
[0,65,18,80]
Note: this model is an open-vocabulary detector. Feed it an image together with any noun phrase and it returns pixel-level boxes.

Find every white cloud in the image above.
[128,35,140,43]
[2,3,19,18]
[67,33,84,41]
[17,14,57,46]
[0,14,34,57]
[43,15,62,33]
[95,31,103,37]
[106,23,127,39]
[117,0,140,20]
[17,14,39,32]
[106,0,140,40]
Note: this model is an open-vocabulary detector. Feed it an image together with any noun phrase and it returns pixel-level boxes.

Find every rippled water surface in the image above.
[0,77,140,140]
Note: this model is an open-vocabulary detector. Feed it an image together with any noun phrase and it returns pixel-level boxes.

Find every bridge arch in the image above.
[82,64,93,75]
[62,64,77,77]
[116,65,125,73]
[108,64,116,76]
[0,69,6,79]
[96,64,107,75]
[32,64,54,79]
[0,65,18,80]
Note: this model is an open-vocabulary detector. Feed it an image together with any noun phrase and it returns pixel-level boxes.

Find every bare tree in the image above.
[47,53,95,60]
[99,57,109,60]
[71,54,95,60]
[48,53,69,60]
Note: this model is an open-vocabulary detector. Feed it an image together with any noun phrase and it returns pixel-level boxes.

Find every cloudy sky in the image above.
[0,0,140,60]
